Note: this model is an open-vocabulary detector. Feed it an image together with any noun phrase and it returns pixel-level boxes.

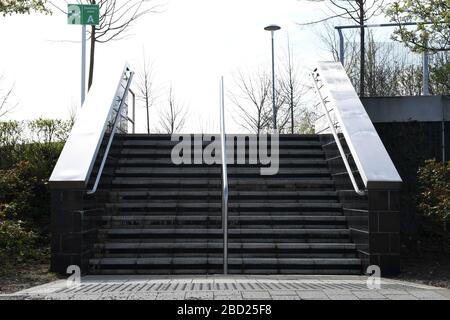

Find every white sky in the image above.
[1,0,392,133]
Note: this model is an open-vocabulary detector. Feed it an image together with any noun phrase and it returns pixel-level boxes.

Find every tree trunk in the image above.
[290,87,294,134]
[88,25,96,90]
[146,97,150,134]
[359,1,365,97]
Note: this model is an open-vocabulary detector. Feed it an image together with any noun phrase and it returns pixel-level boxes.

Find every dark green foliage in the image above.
[0,218,37,263]
[417,159,450,230]
[0,0,50,16]
[0,119,69,267]
[386,0,450,53]
[373,122,447,234]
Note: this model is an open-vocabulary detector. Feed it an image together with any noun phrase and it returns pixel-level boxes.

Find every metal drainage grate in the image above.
[55,281,421,294]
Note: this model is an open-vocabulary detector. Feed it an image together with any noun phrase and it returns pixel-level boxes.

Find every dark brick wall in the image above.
[367,189,401,275]
[50,189,107,274]
[320,134,401,275]
[373,121,450,234]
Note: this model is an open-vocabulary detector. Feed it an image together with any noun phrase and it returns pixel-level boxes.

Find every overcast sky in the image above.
[1,0,392,133]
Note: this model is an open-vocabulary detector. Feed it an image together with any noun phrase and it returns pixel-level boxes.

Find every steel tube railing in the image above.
[219,76,228,274]
[311,71,365,196]
[87,71,135,195]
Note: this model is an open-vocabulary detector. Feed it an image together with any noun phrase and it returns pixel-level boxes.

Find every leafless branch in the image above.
[136,52,155,134]
[158,85,187,134]
[228,69,272,134]
[0,76,17,119]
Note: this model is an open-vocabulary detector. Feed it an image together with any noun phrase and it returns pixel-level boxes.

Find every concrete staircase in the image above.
[88,134,361,274]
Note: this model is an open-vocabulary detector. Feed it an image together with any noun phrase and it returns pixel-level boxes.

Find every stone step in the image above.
[110,148,325,157]
[100,228,351,240]
[94,242,356,251]
[98,210,345,216]
[110,178,335,189]
[89,268,362,275]
[100,224,346,230]
[89,257,361,268]
[115,133,321,141]
[114,139,322,148]
[108,190,339,201]
[112,158,328,168]
[95,215,347,223]
[112,168,331,178]
[93,237,353,243]
[93,253,359,259]
[104,202,343,210]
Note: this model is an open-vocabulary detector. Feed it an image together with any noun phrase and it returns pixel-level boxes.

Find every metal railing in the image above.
[87,70,135,195]
[128,89,136,134]
[335,22,434,96]
[311,69,366,196]
[219,76,228,274]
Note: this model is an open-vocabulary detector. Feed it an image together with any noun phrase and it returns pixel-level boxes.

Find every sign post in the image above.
[67,4,99,106]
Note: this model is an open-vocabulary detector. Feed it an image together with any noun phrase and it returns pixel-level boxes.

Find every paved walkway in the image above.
[2,275,449,300]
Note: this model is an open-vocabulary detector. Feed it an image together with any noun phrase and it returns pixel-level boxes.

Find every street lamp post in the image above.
[264,24,281,131]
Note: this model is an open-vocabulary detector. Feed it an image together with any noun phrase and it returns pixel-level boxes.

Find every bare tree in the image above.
[318,22,426,96]
[278,35,313,134]
[283,36,296,134]
[67,101,78,129]
[229,69,272,134]
[0,76,17,119]
[158,86,187,134]
[298,0,387,97]
[50,0,161,89]
[136,53,155,134]
[317,21,360,80]
[272,84,290,133]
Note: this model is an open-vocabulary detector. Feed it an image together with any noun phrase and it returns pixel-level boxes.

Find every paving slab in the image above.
[271,295,300,300]
[2,275,449,300]
[352,291,386,299]
[242,291,272,299]
[185,291,214,300]
[407,290,447,299]
[157,292,186,300]
[327,294,359,300]
[386,294,418,300]
[296,290,328,300]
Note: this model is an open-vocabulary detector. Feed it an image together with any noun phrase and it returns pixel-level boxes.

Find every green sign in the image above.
[67,4,99,25]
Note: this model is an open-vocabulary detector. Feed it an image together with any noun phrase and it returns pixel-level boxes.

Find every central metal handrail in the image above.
[219,76,228,274]
[310,70,365,196]
[87,71,135,195]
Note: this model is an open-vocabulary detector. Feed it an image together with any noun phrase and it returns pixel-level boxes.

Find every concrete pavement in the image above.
[2,275,449,300]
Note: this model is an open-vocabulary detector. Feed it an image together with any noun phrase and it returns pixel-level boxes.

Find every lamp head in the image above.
[264,25,281,31]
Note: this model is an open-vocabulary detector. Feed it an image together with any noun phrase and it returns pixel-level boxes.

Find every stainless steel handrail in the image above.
[311,71,365,196]
[219,76,228,274]
[87,71,135,195]
[129,89,136,134]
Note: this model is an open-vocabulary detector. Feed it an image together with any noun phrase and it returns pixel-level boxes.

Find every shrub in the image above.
[0,219,37,264]
[417,159,450,231]
[0,121,24,167]
[28,118,71,143]
[0,118,70,257]
[0,161,41,225]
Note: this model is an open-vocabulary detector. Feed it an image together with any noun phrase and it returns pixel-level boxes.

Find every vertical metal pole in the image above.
[337,28,345,66]
[132,90,136,134]
[422,50,429,95]
[220,76,228,275]
[81,24,86,106]
[271,31,277,131]
[442,101,446,163]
